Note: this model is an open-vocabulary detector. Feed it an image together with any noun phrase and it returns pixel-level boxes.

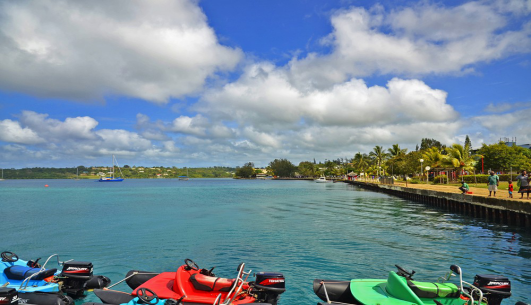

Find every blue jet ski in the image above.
[1,251,111,305]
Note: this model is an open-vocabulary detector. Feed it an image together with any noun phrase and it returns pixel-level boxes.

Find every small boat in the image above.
[1,251,111,305]
[99,155,124,182]
[313,264,512,305]
[88,258,286,305]
[315,176,330,183]
[178,168,189,180]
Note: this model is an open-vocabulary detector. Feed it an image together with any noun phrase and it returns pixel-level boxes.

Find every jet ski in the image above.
[313,264,512,305]
[86,258,286,305]
[1,251,111,305]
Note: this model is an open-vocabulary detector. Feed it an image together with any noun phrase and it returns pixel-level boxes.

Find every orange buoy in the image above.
[45,184,49,187]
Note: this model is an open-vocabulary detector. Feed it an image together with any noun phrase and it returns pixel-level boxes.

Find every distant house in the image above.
[504,141,531,149]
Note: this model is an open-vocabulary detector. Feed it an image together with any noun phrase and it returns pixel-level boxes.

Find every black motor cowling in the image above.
[61,261,93,278]
[250,272,286,305]
[0,288,17,305]
[17,292,74,305]
[59,261,110,298]
[473,274,511,305]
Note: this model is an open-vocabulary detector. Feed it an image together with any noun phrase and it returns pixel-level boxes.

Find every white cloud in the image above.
[167,115,209,136]
[0,0,242,103]
[484,101,531,113]
[198,63,458,130]
[494,0,531,15]
[287,2,531,87]
[2,1,531,168]
[467,106,531,144]
[19,111,98,140]
[0,119,43,144]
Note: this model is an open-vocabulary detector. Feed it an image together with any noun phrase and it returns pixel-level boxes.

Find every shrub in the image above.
[460,174,512,183]
[432,175,448,184]
[409,179,420,184]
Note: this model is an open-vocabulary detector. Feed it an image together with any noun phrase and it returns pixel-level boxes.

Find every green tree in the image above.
[235,162,255,178]
[324,160,336,175]
[422,147,446,168]
[269,159,296,177]
[402,150,424,176]
[353,152,369,177]
[388,144,407,157]
[464,135,472,156]
[369,145,389,176]
[298,161,317,177]
[443,144,477,176]
[475,142,531,172]
[420,138,444,151]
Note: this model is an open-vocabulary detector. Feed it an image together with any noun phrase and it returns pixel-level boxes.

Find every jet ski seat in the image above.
[4,266,57,281]
[189,274,235,292]
[406,280,460,299]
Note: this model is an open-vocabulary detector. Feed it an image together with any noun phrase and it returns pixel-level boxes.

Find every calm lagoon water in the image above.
[1,179,530,303]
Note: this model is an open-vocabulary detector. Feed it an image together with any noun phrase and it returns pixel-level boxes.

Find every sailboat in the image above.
[98,155,124,182]
[178,167,189,181]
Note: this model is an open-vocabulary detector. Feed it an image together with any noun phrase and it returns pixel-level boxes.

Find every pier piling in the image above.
[347,181,531,228]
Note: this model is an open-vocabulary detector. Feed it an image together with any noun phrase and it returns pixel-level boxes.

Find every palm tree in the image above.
[298,161,316,177]
[443,144,477,178]
[324,160,336,176]
[422,147,445,168]
[388,144,407,157]
[369,146,389,176]
[353,152,368,179]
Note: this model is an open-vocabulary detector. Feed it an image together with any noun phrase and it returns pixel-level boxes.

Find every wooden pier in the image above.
[347,180,531,228]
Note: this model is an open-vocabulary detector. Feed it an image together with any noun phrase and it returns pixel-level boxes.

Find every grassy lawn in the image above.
[460,181,514,191]
[397,180,513,190]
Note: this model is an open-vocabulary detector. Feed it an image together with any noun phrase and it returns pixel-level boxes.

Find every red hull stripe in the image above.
[259,278,285,285]
[484,285,510,289]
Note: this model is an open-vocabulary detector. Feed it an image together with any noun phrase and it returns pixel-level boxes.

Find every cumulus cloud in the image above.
[0,119,43,144]
[167,115,209,137]
[484,101,531,113]
[198,63,458,130]
[287,1,531,87]
[0,0,242,103]
[468,106,531,145]
[19,111,98,141]
[0,111,182,166]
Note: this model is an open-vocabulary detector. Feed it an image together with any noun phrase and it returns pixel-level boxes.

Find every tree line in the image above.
[0,166,235,179]
[235,137,531,179]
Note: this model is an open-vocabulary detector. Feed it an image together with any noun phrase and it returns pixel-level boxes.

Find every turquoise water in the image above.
[1,179,530,303]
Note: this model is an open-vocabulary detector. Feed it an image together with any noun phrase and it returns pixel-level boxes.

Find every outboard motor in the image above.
[473,274,511,305]
[0,288,18,305]
[59,261,111,298]
[249,272,286,305]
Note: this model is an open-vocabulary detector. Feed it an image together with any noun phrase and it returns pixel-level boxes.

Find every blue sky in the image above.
[0,0,530,168]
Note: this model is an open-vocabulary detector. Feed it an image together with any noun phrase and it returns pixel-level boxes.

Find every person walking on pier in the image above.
[516,170,530,199]
[508,180,513,198]
[487,171,499,197]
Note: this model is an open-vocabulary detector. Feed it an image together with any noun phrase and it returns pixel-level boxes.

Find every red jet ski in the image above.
[90,259,286,305]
